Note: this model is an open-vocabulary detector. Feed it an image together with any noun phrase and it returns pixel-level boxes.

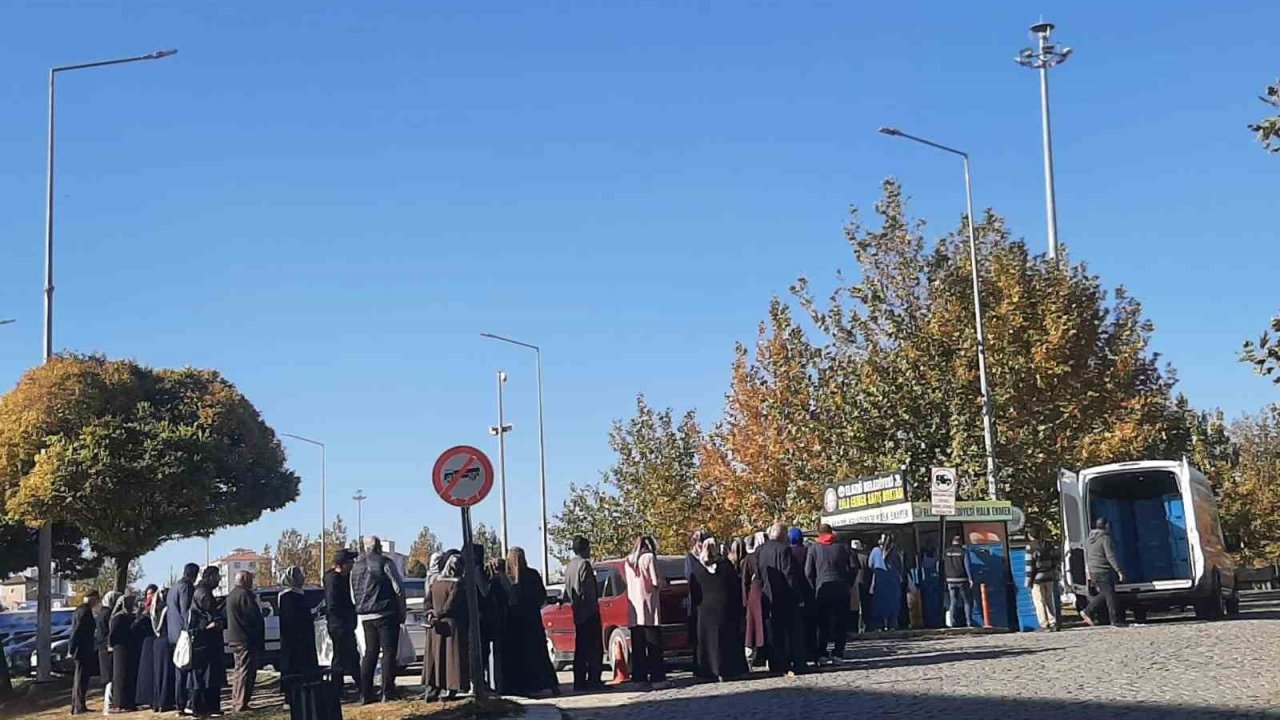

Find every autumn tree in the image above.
[1249,75,1280,153]
[72,557,142,598]
[1217,406,1280,564]
[0,356,300,591]
[406,526,443,577]
[549,481,640,562]
[472,522,503,562]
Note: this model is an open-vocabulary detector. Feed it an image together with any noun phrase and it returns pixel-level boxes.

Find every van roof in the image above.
[1081,459,1184,477]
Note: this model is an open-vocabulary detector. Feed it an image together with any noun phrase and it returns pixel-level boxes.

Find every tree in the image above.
[407,526,443,577]
[0,356,300,591]
[0,521,101,585]
[549,480,641,562]
[471,523,504,562]
[274,528,313,583]
[1218,405,1280,564]
[1248,76,1280,153]
[1242,314,1280,385]
[72,557,142,599]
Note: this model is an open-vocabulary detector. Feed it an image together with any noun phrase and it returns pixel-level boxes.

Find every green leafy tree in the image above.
[549,481,642,562]
[472,522,504,562]
[1248,76,1280,152]
[1218,405,1280,564]
[407,526,443,577]
[0,521,101,585]
[72,557,143,598]
[1242,315,1280,384]
[0,355,300,591]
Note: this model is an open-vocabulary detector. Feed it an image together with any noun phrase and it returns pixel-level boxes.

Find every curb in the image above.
[514,699,565,720]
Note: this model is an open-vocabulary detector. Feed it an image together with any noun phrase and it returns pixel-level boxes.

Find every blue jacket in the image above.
[166,577,194,644]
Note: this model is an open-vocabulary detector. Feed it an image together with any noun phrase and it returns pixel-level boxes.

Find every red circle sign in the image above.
[432,445,495,508]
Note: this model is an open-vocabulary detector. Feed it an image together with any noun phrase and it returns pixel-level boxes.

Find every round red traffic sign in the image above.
[432,445,495,508]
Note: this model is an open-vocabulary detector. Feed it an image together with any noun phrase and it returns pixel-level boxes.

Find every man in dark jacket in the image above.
[350,535,406,703]
[805,524,853,664]
[1082,518,1126,627]
[166,563,199,711]
[756,522,806,677]
[324,549,359,695]
[226,571,265,712]
[562,536,603,690]
[69,591,101,714]
[1025,529,1061,631]
[852,540,871,633]
[943,536,974,628]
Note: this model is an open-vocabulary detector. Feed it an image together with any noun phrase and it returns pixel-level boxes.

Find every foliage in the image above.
[1242,314,1280,384]
[1217,405,1280,564]
[272,516,349,585]
[548,480,641,562]
[72,557,142,598]
[1248,77,1280,153]
[0,355,300,592]
[407,526,443,577]
[471,522,503,562]
[0,521,101,583]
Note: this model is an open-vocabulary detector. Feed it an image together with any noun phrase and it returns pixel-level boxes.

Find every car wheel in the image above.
[607,627,630,679]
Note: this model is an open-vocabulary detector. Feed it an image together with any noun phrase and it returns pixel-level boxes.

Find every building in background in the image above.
[213,548,273,595]
[383,540,408,575]
[1,570,71,610]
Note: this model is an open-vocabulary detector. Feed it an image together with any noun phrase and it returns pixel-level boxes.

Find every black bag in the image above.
[286,672,342,720]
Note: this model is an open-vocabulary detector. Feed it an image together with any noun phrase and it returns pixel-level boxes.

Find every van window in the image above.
[596,568,623,598]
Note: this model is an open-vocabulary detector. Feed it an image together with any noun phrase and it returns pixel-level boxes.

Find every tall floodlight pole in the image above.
[282,433,327,581]
[353,490,367,540]
[488,371,513,555]
[878,127,999,501]
[37,48,177,682]
[1016,22,1072,262]
[480,333,549,575]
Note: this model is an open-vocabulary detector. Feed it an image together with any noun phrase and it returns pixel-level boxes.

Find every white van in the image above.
[1058,459,1239,621]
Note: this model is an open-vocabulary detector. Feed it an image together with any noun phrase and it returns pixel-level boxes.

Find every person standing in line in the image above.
[684,530,709,679]
[350,535,406,704]
[787,528,818,664]
[499,547,560,697]
[869,534,903,631]
[108,594,141,712]
[741,533,767,667]
[756,523,805,678]
[1024,528,1061,631]
[69,590,101,715]
[852,540,872,633]
[96,591,119,705]
[225,570,264,712]
[134,585,161,711]
[623,536,667,690]
[805,524,853,665]
[149,588,176,713]
[562,536,603,691]
[187,566,226,717]
[323,549,360,696]
[278,566,320,703]
[943,536,974,628]
[423,552,469,702]
[166,563,199,713]
[689,537,748,682]
[1082,518,1127,628]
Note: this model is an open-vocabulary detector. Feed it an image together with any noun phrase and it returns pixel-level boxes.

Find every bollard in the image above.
[980,583,993,628]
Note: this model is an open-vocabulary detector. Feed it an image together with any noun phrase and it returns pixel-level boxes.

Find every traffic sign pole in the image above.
[460,506,487,700]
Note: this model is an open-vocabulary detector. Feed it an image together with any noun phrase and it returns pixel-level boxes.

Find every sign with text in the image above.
[930,467,957,516]
[823,471,908,515]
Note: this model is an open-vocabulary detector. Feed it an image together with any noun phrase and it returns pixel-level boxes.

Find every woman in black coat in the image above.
[96,592,119,698]
[186,567,226,717]
[108,594,141,711]
[277,566,320,701]
[690,538,749,681]
[149,588,177,713]
[497,547,559,697]
[134,585,160,709]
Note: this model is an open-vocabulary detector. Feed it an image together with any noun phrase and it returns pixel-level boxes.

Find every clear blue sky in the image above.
[0,2,1275,583]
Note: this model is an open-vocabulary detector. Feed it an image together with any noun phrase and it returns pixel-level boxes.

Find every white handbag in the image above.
[395,625,416,666]
[173,607,194,670]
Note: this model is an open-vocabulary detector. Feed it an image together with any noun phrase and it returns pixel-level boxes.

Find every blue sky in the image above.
[0,2,1275,583]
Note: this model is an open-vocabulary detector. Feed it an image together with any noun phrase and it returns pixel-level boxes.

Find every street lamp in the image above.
[1016,22,1071,262]
[878,127,999,501]
[488,371,513,556]
[36,47,177,682]
[353,490,368,541]
[0,319,15,326]
[281,433,327,581]
[480,332,550,575]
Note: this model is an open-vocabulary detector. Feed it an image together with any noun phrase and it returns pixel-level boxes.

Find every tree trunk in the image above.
[114,555,133,593]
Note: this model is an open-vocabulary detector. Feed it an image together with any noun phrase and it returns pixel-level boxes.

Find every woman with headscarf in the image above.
[186,566,225,717]
[423,551,469,701]
[107,594,141,712]
[623,535,666,689]
[498,547,560,697]
[277,566,319,702]
[148,588,177,713]
[95,591,119,705]
[134,585,160,709]
[689,537,748,682]
[869,534,902,631]
[727,538,748,575]
[740,533,767,666]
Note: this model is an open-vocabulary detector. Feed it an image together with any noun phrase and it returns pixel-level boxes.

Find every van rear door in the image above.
[1058,469,1088,594]
[1177,459,1206,582]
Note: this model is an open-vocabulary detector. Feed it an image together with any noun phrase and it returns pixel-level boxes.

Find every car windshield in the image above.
[401,578,426,599]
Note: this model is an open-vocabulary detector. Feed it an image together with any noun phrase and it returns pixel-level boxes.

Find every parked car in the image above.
[541,555,690,673]
[1059,459,1240,621]
[14,627,73,675]
[251,585,325,669]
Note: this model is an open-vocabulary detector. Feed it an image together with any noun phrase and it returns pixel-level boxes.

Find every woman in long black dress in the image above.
[498,547,559,697]
[149,588,177,713]
[690,537,748,681]
[96,591,119,701]
[186,567,226,717]
[107,594,140,712]
[277,566,320,702]
[134,585,159,709]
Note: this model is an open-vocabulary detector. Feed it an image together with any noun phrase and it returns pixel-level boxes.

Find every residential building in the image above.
[213,548,273,595]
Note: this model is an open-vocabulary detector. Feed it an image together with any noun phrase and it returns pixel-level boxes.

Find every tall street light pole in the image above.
[878,127,999,501]
[353,490,367,541]
[282,433,327,581]
[1017,22,1072,262]
[480,333,550,576]
[488,371,512,555]
[37,48,177,682]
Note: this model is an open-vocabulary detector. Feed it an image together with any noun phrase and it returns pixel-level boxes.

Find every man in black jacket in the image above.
[166,563,199,712]
[324,549,359,695]
[805,524,853,664]
[756,522,806,677]
[1024,528,1061,631]
[226,571,265,712]
[562,536,603,690]
[69,590,101,714]
[350,535,405,703]
[1082,518,1127,627]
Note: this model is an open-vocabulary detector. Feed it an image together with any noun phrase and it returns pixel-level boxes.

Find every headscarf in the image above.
[425,551,444,587]
[199,566,220,590]
[441,553,462,580]
[506,547,529,586]
[279,565,305,595]
[102,591,122,617]
[111,593,136,617]
[151,588,168,635]
[697,537,720,572]
[788,527,804,546]
[626,535,657,570]
[752,531,768,551]
[728,538,748,571]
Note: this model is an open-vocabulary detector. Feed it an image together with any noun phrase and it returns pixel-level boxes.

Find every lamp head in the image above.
[1029,21,1054,37]
[878,127,902,137]
[148,49,178,60]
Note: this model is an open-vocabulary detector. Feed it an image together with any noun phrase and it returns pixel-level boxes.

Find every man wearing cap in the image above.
[323,548,360,696]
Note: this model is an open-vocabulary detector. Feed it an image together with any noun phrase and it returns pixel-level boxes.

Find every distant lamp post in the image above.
[281,433,327,581]
[353,490,368,541]
[36,47,177,683]
[488,371,513,555]
[0,319,15,326]
[1016,21,1072,262]
[878,126,999,501]
[480,332,550,575]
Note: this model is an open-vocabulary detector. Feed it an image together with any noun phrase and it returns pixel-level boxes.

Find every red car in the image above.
[542,555,691,673]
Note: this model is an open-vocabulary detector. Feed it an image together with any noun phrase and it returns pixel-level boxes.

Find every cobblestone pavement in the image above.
[532,591,1280,720]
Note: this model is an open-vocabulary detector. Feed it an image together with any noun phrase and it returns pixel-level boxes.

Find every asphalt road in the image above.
[531,591,1280,720]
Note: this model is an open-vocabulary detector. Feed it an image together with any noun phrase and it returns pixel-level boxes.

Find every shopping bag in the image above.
[173,607,194,670]
[396,625,416,666]
[102,682,113,715]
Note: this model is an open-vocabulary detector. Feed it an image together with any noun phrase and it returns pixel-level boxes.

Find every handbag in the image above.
[396,624,416,666]
[172,607,194,671]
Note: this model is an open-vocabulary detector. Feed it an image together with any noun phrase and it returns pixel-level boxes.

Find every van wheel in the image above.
[607,627,630,680]
[1196,572,1226,620]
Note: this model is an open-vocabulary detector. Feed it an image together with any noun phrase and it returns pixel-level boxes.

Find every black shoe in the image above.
[425,690,440,702]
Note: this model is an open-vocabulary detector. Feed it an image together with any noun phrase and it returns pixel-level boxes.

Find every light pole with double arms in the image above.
[36,48,177,682]
[878,127,999,501]
[281,433,327,581]
[480,332,550,575]
[1016,22,1072,262]
[488,371,513,556]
